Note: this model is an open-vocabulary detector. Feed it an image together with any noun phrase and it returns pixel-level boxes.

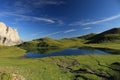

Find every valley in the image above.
[0,28,120,80]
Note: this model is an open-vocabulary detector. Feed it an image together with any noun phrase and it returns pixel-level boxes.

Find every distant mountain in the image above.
[87,28,120,43]
[0,22,22,46]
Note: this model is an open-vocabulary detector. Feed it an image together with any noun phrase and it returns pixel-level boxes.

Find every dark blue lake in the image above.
[25,48,109,58]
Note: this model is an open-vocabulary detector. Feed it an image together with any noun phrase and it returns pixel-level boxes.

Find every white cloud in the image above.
[70,14,120,26]
[44,31,62,37]
[0,11,66,24]
[32,32,43,36]
[0,12,55,23]
[0,0,65,24]
[33,17,55,23]
[64,29,76,33]
[32,0,65,6]
[57,20,65,25]
[13,0,64,14]
[13,0,65,11]
[42,29,77,37]
[83,27,91,30]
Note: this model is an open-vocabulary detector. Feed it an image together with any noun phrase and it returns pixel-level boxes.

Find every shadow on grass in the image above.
[95,48,120,54]
[109,62,120,80]
[79,46,120,54]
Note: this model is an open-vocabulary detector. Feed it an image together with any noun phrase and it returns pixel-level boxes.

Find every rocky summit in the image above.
[0,22,22,46]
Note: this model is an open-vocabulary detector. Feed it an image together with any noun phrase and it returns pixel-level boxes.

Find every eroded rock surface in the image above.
[0,22,22,46]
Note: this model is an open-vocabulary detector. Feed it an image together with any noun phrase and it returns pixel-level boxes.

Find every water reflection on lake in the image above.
[25,48,109,58]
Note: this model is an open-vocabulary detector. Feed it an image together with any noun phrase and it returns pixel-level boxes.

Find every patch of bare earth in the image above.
[12,73,25,80]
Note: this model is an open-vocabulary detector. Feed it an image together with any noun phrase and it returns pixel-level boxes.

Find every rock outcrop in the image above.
[0,22,22,46]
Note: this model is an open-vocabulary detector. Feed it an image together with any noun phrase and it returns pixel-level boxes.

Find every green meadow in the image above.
[0,28,120,80]
[0,43,120,80]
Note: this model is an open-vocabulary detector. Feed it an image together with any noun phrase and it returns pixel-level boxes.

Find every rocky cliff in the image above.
[0,22,22,46]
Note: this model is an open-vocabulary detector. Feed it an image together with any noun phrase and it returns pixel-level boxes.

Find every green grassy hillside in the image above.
[18,37,63,51]
[87,28,120,43]
[0,46,120,80]
[78,33,96,40]
[19,28,120,53]
[19,37,85,52]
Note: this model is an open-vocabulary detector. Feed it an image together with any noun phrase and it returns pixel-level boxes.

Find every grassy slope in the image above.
[0,43,120,80]
[0,46,25,58]
[19,28,120,52]
[19,37,85,52]
[19,37,120,55]
[87,28,120,43]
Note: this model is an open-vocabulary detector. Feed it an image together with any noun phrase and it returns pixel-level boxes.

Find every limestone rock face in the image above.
[0,22,22,46]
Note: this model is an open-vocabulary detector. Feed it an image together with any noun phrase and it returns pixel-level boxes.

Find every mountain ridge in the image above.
[87,28,120,43]
[19,27,120,49]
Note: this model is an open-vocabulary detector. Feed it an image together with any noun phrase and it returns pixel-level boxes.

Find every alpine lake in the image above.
[25,47,110,58]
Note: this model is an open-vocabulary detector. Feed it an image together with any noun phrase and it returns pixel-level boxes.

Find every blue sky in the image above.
[0,0,120,41]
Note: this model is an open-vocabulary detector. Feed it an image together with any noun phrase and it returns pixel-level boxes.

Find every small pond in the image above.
[25,48,109,58]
